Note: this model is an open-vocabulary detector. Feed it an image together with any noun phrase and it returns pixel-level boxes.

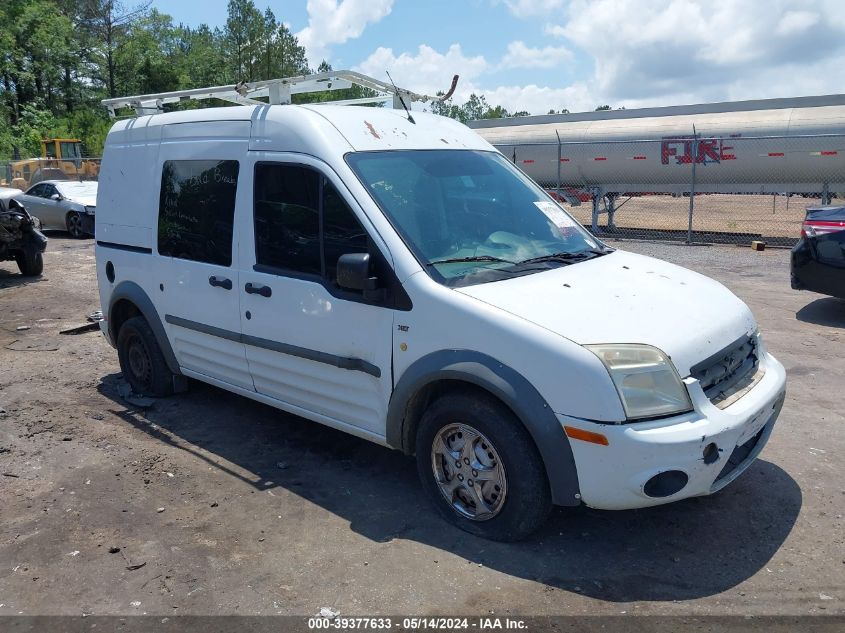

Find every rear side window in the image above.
[158,160,239,266]
[254,163,368,278]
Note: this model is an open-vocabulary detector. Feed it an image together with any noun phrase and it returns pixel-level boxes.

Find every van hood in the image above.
[456,250,757,376]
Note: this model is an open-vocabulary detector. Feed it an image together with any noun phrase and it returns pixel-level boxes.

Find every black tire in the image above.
[15,249,43,276]
[116,316,174,397]
[66,211,84,238]
[415,392,552,541]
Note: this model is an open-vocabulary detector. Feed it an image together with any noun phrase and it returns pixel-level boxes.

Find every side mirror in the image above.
[336,253,373,291]
[50,193,61,201]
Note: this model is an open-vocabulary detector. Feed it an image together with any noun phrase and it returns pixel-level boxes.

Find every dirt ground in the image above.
[0,234,843,618]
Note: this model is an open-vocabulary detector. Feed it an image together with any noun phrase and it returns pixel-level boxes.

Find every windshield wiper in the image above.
[427,255,515,266]
[516,249,608,266]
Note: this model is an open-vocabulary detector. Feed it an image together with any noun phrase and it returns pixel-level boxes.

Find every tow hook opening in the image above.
[643,470,689,498]
[703,442,720,464]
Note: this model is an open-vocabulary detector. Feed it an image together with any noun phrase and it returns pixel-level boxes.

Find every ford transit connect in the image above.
[95,105,786,541]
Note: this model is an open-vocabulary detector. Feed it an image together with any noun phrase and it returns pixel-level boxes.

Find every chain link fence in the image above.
[1,157,102,191]
[497,134,845,246]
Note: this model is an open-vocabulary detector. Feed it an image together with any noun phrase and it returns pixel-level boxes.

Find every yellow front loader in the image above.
[2,139,100,189]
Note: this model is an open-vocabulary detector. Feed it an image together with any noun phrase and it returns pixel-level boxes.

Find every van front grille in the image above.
[690,335,760,407]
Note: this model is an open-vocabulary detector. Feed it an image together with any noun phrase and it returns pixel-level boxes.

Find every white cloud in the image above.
[297,0,394,65]
[547,0,845,106]
[543,23,567,38]
[352,1,845,118]
[355,44,489,98]
[776,10,819,36]
[499,41,573,69]
[479,82,596,114]
[355,41,596,114]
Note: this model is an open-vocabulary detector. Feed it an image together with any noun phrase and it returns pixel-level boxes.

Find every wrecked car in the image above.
[0,187,47,276]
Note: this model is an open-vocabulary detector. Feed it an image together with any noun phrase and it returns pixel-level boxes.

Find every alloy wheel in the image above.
[67,213,83,238]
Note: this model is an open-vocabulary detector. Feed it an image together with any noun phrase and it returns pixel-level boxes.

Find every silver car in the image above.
[17,180,97,238]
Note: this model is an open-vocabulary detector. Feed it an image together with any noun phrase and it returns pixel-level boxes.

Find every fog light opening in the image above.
[703,442,720,465]
[643,470,689,498]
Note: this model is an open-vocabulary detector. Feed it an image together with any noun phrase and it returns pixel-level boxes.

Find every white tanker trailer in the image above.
[468,94,845,204]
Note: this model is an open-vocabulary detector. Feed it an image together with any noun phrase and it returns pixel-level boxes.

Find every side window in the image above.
[27,184,44,198]
[253,163,370,281]
[322,178,369,280]
[43,185,57,199]
[61,142,81,160]
[157,160,239,266]
[254,164,321,275]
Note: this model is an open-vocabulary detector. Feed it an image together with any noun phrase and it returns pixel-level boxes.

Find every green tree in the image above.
[81,0,152,98]
[225,0,264,82]
[177,24,228,88]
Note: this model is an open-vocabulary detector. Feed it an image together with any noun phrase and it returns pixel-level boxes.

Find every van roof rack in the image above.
[102,70,459,118]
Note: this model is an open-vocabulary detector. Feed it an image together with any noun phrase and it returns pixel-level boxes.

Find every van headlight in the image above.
[84,205,95,215]
[587,344,693,420]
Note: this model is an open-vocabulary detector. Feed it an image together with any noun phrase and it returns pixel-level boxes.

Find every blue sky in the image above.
[149,0,845,114]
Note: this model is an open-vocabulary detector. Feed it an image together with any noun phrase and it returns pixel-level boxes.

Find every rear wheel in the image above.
[415,392,551,541]
[66,211,84,238]
[117,316,174,397]
[15,249,43,276]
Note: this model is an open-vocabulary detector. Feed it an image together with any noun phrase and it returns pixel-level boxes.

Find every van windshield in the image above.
[345,150,606,287]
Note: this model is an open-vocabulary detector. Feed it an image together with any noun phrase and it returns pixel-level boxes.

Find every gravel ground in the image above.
[0,235,842,618]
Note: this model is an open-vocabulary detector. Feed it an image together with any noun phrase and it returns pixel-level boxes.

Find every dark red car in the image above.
[791,206,845,299]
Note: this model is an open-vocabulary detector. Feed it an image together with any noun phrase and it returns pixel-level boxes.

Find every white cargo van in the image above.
[95,104,786,540]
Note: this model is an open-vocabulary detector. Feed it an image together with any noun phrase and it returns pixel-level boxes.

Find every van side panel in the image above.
[96,120,163,249]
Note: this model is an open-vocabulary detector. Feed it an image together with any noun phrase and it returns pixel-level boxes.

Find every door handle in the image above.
[209,275,232,290]
[245,282,272,297]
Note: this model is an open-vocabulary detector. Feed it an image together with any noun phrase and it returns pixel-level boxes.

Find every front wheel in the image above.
[15,249,43,276]
[415,392,551,541]
[116,316,175,397]
[66,211,84,238]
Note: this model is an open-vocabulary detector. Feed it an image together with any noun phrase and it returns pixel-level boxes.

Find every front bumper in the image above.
[80,213,95,237]
[560,349,787,510]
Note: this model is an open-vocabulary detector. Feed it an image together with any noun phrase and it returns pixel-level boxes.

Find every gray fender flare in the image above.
[387,350,581,506]
[108,281,181,375]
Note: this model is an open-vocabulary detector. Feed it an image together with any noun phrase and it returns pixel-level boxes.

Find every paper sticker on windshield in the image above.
[534,201,575,228]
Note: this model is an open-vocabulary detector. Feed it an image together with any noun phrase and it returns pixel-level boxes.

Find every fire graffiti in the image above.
[661,136,736,165]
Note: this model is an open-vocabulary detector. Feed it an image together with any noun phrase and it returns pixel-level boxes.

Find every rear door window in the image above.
[157,160,239,266]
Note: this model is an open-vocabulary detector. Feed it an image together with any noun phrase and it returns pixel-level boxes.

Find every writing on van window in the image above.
[158,160,239,266]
